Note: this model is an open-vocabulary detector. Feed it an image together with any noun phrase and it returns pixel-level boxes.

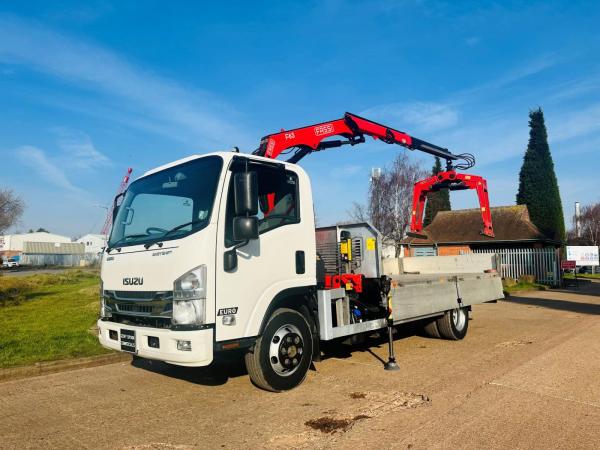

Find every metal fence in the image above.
[472,247,561,286]
[20,253,101,267]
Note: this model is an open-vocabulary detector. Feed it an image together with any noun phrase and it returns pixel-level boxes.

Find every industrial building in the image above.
[0,231,90,266]
[0,231,72,262]
[75,234,107,255]
[20,241,85,266]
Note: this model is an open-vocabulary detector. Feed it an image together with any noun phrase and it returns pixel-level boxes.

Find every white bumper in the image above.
[97,320,214,367]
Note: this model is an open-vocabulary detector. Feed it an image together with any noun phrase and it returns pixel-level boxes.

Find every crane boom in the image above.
[254,112,494,237]
[254,112,472,169]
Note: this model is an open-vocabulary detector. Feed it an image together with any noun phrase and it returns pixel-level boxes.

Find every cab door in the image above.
[214,158,315,342]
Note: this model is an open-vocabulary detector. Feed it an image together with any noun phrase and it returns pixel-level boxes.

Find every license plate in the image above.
[120,329,136,353]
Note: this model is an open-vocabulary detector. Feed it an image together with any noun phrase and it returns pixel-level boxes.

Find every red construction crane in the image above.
[100,168,133,236]
[253,112,494,237]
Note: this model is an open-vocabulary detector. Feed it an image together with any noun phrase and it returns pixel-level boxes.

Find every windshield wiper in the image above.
[162,219,207,239]
[107,233,149,252]
[142,219,207,249]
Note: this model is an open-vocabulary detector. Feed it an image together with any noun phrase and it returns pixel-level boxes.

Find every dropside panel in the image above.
[390,273,503,322]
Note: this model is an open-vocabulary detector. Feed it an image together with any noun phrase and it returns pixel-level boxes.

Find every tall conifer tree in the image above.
[516,108,565,241]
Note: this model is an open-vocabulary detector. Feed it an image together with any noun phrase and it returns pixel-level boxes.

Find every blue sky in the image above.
[1,1,599,237]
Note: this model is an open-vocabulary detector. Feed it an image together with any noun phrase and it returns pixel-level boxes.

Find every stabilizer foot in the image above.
[384,359,400,371]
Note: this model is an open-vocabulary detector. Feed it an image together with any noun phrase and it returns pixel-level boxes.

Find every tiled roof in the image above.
[404,205,558,245]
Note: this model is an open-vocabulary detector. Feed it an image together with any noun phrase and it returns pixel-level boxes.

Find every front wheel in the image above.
[436,307,469,340]
[245,308,313,392]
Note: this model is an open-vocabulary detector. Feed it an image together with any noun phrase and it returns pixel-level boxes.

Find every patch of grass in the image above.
[0,270,111,368]
[563,273,600,280]
[0,270,99,307]
[503,281,548,295]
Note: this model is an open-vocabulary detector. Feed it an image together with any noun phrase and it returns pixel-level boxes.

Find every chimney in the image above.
[370,167,382,181]
[575,202,581,238]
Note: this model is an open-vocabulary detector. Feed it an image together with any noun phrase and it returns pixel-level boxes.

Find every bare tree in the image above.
[580,202,600,246]
[349,153,427,256]
[0,189,24,234]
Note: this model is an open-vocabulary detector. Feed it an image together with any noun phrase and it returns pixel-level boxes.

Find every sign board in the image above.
[561,260,576,270]
[566,246,599,266]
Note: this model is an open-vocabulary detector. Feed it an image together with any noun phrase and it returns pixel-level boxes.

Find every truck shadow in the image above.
[131,351,249,386]
[558,279,600,297]
[131,324,424,385]
[504,295,600,315]
[320,322,422,367]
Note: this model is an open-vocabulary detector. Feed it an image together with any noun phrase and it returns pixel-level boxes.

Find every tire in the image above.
[245,308,313,392]
[422,319,441,338]
[436,307,469,340]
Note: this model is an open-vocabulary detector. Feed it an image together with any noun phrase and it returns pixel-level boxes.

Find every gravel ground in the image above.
[1,281,598,449]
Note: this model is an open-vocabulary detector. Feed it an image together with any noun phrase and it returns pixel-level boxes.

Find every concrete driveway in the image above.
[0,268,68,277]
[1,282,599,449]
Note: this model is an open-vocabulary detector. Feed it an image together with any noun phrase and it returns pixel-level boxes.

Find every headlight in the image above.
[99,280,112,318]
[172,265,207,326]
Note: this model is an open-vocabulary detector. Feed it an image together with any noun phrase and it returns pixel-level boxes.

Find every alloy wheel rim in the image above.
[269,324,304,376]
[452,308,466,330]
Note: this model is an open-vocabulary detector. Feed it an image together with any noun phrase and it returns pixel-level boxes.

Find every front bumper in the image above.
[97,320,214,367]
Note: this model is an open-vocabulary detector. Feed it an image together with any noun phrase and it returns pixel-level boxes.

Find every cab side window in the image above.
[225,162,299,247]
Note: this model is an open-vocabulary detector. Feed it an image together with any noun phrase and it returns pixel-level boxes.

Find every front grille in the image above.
[104,290,173,326]
[116,303,153,314]
[111,290,170,301]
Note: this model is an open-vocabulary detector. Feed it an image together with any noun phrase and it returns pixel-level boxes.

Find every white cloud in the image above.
[361,102,459,133]
[53,128,110,170]
[16,145,82,193]
[453,54,563,104]
[0,14,249,148]
[549,104,600,142]
[333,164,363,177]
[549,77,600,101]
[430,117,529,167]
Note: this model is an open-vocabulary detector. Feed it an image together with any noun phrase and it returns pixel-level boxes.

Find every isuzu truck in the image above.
[98,113,503,391]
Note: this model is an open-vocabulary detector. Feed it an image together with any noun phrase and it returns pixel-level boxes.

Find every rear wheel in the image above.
[422,319,441,338]
[245,308,313,392]
[436,307,469,340]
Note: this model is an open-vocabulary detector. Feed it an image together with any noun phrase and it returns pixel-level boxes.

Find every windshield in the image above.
[109,156,223,248]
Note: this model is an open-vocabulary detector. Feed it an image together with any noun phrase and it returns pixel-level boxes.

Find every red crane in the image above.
[101,168,133,236]
[253,112,494,237]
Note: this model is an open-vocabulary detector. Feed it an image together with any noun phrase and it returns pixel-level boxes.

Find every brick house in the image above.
[403,205,561,256]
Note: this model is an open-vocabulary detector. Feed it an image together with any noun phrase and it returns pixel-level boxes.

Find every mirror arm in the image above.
[224,239,250,272]
[228,239,250,252]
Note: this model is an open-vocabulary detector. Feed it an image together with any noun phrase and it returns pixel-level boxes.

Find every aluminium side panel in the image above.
[389,273,503,323]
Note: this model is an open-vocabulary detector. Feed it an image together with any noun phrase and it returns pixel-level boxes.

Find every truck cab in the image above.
[98,151,317,389]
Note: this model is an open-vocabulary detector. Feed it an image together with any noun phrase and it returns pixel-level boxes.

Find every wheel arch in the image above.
[249,285,320,361]
[257,286,318,335]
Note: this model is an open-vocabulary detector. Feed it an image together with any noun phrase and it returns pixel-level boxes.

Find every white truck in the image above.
[1,257,19,268]
[98,113,503,391]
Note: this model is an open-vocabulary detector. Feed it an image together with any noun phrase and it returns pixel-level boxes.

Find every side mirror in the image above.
[224,249,238,272]
[112,192,125,222]
[233,216,259,241]
[234,172,258,216]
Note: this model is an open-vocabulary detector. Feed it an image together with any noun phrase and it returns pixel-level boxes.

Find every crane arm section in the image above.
[253,112,493,238]
[254,112,473,169]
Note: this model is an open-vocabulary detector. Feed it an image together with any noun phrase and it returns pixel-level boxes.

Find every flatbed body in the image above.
[317,271,503,341]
